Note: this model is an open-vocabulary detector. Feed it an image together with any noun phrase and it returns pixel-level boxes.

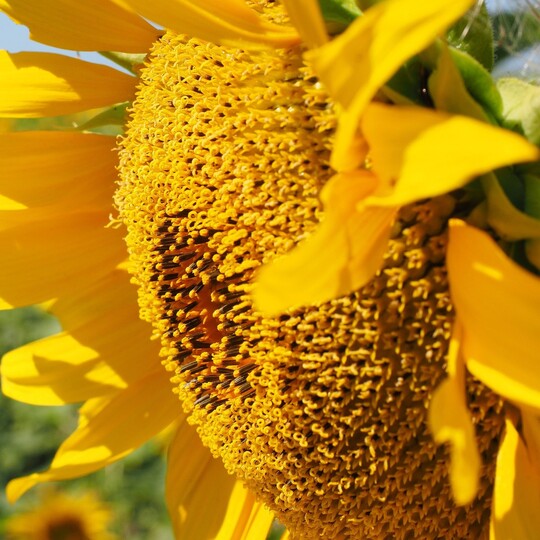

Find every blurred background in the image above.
[0,306,173,539]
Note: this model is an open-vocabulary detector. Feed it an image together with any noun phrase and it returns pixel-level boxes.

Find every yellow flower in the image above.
[5,490,116,540]
[1,0,540,539]
[0,1,285,538]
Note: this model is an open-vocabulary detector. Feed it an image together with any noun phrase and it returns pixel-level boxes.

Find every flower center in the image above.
[116,28,504,539]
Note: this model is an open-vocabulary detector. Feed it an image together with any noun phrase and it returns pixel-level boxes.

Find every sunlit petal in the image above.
[0,0,159,52]
[121,0,299,47]
[1,270,160,405]
[307,0,475,169]
[362,103,539,206]
[490,419,540,539]
[0,131,117,211]
[254,171,395,315]
[0,51,136,118]
[0,211,125,308]
[166,418,274,539]
[429,323,480,504]
[7,369,178,502]
[281,0,328,48]
[447,221,540,413]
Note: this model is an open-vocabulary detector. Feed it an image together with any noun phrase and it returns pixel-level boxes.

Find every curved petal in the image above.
[0,210,125,308]
[166,419,274,539]
[0,131,117,211]
[362,103,540,206]
[121,0,299,47]
[0,51,136,118]
[253,171,395,315]
[526,238,540,271]
[306,0,475,169]
[490,419,540,539]
[1,269,160,405]
[482,173,540,241]
[429,323,480,505]
[0,0,159,52]
[281,0,328,48]
[7,369,179,502]
[447,221,540,413]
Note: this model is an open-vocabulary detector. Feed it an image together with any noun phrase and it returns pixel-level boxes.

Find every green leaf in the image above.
[319,0,361,27]
[99,51,147,74]
[497,78,540,146]
[447,46,503,123]
[77,102,130,136]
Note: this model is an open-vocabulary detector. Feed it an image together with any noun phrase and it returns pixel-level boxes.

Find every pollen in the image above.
[116,29,504,540]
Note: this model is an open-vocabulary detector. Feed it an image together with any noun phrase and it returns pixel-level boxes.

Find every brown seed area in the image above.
[116,30,504,539]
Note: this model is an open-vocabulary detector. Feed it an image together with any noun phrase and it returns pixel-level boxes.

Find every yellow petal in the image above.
[526,238,540,271]
[490,418,540,539]
[362,103,540,206]
[447,221,540,413]
[281,0,328,48]
[0,211,125,308]
[0,0,159,52]
[1,270,160,405]
[0,131,117,211]
[0,51,136,118]
[522,412,540,474]
[7,369,179,502]
[428,44,487,120]
[254,171,395,315]
[307,0,475,169]
[234,501,274,540]
[429,323,480,505]
[121,0,299,47]
[166,419,274,539]
[482,173,540,241]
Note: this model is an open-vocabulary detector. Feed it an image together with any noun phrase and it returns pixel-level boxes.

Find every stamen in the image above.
[117,20,504,539]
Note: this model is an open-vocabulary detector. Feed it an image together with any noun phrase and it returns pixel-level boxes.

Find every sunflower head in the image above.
[116,27,505,538]
[5,491,116,540]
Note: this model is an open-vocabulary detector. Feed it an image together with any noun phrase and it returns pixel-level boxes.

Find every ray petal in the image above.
[447,221,540,413]
[121,0,299,47]
[0,131,117,211]
[0,0,159,52]
[362,103,539,207]
[281,0,328,48]
[0,211,125,308]
[6,369,179,502]
[429,323,480,505]
[307,0,475,169]
[254,171,395,315]
[166,419,274,539]
[490,418,540,539]
[0,51,136,118]
[1,269,160,405]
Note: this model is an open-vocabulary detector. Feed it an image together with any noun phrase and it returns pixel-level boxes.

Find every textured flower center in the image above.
[116,24,504,540]
[48,518,89,540]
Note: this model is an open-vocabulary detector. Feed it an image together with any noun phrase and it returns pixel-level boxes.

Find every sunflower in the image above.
[0,1,278,538]
[5,490,116,540]
[1,0,539,539]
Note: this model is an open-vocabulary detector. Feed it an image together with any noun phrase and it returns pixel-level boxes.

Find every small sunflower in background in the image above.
[1,0,539,539]
[5,490,116,540]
